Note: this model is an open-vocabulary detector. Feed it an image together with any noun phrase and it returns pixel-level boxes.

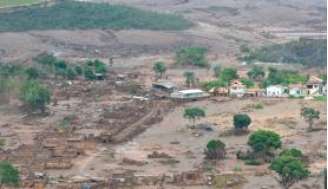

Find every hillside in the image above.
[0,0,192,32]
[242,38,327,67]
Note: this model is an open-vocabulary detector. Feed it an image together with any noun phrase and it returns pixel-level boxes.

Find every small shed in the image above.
[152,81,177,98]
[229,80,246,97]
[266,85,288,97]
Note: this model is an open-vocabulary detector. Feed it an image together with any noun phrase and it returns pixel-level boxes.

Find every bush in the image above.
[25,67,40,80]
[0,161,20,187]
[244,159,262,166]
[248,130,282,154]
[279,148,303,159]
[202,79,226,91]
[176,47,208,67]
[66,67,77,80]
[212,64,221,78]
[205,139,226,160]
[74,65,83,75]
[233,114,251,130]
[20,80,51,113]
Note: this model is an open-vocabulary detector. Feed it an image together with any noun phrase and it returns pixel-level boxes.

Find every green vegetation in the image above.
[270,152,309,189]
[0,161,20,187]
[248,130,281,154]
[247,66,265,81]
[220,68,238,83]
[0,1,192,32]
[202,79,226,91]
[176,47,208,67]
[183,107,206,126]
[205,139,226,160]
[300,107,320,131]
[20,80,51,113]
[314,96,327,102]
[233,114,251,131]
[212,64,221,78]
[0,138,5,149]
[279,148,303,159]
[202,67,239,90]
[153,61,166,79]
[83,59,107,80]
[241,38,327,67]
[183,71,196,88]
[0,0,41,7]
[240,78,254,88]
[261,67,308,87]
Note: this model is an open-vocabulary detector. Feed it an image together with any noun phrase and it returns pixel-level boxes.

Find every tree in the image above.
[183,107,206,126]
[300,107,320,131]
[176,47,208,67]
[212,64,221,78]
[270,155,309,189]
[220,68,238,84]
[0,161,20,187]
[153,61,166,79]
[240,78,255,88]
[248,130,281,155]
[247,66,265,81]
[20,80,51,113]
[205,139,226,160]
[233,114,251,131]
[183,71,196,88]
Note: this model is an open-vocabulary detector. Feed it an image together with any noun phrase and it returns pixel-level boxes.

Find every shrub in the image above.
[244,159,262,166]
[176,47,208,67]
[279,148,303,159]
[20,80,51,113]
[74,65,83,75]
[83,66,96,80]
[25,67,40,80]
[202,79,226,91]
[248,130,282,154]
[0,161,20,187]
[65,67,77,80]
[205,139,226,160]
[233,114,251,130]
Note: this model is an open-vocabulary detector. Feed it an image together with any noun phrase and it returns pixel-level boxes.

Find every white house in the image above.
[229,80,246,97]
[266,85,288,97]
[288,84,305,97]
[305,76,323,96]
